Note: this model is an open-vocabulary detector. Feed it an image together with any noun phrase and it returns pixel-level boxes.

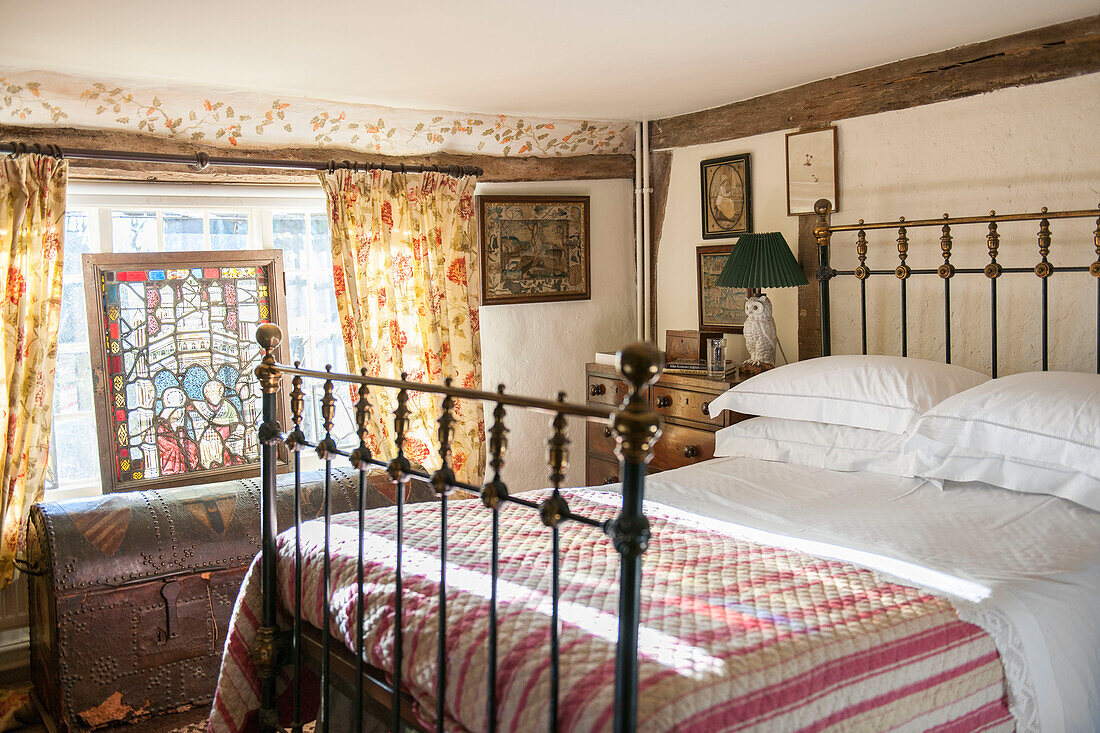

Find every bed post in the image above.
[608,343,663,733]
[253,323,283,731]
[814,199,836,357]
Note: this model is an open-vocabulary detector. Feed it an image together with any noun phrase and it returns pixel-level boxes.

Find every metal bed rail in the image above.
[250,323,664,733]
[812,199,1100,374]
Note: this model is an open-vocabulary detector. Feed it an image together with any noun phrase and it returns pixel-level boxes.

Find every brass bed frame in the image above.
[812,198,1100,373]
[251,326,663,733]
[250,199,1099,733]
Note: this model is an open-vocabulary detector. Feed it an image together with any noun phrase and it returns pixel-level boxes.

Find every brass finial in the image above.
[315,376,338,461]
[431,380,456,497]
[539,406,571,528]
[938,223,954,279]
[612,343,664,464]
[254,323,282,394]
[1091,214,1100,278]
[985,221,1002,279]
[1035,217,1053,279]
[813,200,832,249]
[854,228,869,280]
[349,370,373,470]
[285,368,308,452]
[387,386,411,484]
[894,225,910,280]
[481,398,510,510]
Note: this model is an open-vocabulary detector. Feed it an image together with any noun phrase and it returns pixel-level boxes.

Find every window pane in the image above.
[112,211,158,252]
[64,211,94,278]
[210,213,249,251]
[286,273,309,334]
[53,415,101,487]
[58,280,89,346]
[163,212,204,251]
[272,213,307,270]
[310,213,331,267]
[52,351,94,414]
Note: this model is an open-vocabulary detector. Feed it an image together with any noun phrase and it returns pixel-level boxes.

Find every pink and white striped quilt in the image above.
[208,490,1013,732]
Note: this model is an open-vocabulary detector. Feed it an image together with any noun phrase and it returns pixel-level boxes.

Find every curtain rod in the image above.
[0,141,483,177]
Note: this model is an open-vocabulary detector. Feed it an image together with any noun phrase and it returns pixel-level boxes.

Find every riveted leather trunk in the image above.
[28,468,434,731]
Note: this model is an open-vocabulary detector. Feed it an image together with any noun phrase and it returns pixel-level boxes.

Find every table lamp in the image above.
[716,232,808,374]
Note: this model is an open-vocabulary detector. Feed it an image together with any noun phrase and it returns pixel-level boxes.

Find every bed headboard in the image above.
[811,199,1100,376]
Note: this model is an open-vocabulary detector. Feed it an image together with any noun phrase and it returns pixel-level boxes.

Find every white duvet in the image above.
[621,457,1100,732]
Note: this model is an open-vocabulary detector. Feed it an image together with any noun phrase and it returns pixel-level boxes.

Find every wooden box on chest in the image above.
[28,469,434,731]
[585,362,746,485]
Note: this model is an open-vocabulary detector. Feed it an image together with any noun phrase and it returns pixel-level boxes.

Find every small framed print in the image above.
[786,127,838,215]
[696,244,746,334]
[700,153,752,239]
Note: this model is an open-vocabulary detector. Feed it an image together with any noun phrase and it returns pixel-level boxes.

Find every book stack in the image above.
[663,359,738,379]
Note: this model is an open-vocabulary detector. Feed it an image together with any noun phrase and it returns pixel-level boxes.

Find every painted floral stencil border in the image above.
[0,69,634,158]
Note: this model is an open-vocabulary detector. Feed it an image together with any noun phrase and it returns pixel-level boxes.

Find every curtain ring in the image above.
[342,159,352,171]
[51,144,65,160]
[328,160,336,175]
[190,152,209,171]
[400,163,406,174]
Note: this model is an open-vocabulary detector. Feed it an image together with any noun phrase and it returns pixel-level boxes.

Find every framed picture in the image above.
[696,244,746,333]
[478,195,591,305]
[700,153,752,239]
[83,250,290,493]
[786,127,839,215]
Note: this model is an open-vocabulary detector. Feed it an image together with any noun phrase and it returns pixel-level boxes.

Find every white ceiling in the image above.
[2,0,1095,121]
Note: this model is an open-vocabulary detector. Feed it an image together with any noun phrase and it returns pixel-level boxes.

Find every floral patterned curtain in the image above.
[0,155,65,588]
[321,169,484,484]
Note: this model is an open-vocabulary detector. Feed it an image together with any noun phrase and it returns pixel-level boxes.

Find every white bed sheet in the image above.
[610,457,1100,733]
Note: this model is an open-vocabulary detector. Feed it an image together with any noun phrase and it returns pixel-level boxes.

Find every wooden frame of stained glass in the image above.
[82,250,290,493]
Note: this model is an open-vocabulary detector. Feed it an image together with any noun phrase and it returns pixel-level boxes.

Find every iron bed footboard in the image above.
[250,323,664,733]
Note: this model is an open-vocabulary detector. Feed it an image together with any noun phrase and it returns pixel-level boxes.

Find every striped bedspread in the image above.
[208,490,1013,732]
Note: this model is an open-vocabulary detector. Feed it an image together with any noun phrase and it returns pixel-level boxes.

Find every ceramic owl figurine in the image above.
[743,294,777,367]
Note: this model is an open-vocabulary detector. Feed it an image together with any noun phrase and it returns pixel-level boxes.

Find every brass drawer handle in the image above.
[655,395,672,408]
[603,427,613,438]
[684,445,699,458]
[590,383,606,397]
[602,476,619,485]
[701,401,710,416]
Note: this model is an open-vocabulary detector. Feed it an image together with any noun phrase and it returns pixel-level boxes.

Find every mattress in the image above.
[201,458,1096,731]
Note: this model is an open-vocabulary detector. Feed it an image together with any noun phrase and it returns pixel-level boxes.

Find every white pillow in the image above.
[707,355,988,434]
[917,371,1100,480]
[907,432,1100,512]
[714,416,922,477]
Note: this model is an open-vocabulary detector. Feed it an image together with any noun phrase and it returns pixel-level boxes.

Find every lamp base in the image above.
[740,361,774,378]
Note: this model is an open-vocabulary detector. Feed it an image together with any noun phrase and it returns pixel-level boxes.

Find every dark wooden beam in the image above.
[796,213,822,361]
[0,125,634,183]
[647,150,673,341]
[651,15,1100,150]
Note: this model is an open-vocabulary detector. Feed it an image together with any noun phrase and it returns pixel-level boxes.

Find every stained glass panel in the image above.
[88,254,283,491]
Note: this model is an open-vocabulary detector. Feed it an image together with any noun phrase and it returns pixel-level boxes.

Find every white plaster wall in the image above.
[655,133,801,364]
[656,72,1100,374]
[477,179,636,491]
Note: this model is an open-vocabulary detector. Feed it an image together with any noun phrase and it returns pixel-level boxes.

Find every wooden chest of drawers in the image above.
[585,361,746,485]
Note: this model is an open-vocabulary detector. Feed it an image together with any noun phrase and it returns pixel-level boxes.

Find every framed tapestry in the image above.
[786,127,839,215]
[697,243,746,333]
[478,195,590,305]
[82,250,290,493]
[700,153,752,239]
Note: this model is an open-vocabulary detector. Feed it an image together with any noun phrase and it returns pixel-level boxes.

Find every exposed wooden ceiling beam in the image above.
[650,15,1100,150]
[0,126,634,183]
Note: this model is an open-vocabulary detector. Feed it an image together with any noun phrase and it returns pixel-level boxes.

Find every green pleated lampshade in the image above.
[716,232,809,289]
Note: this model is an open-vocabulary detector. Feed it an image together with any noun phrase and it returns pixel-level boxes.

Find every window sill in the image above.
[42,481,102,503]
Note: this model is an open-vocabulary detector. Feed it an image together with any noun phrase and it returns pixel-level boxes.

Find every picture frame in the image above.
[696,243,746,333]
[786,126,839,215]
[83,250,290,493]
[700,153,752,239]
[478,195,591,305]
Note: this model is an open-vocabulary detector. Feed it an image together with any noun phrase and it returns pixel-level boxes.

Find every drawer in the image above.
[586,454,621,487]
[650,423,716,472]
[652,384,725,430]
[587,373,629,408]
[587,420,617,456]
